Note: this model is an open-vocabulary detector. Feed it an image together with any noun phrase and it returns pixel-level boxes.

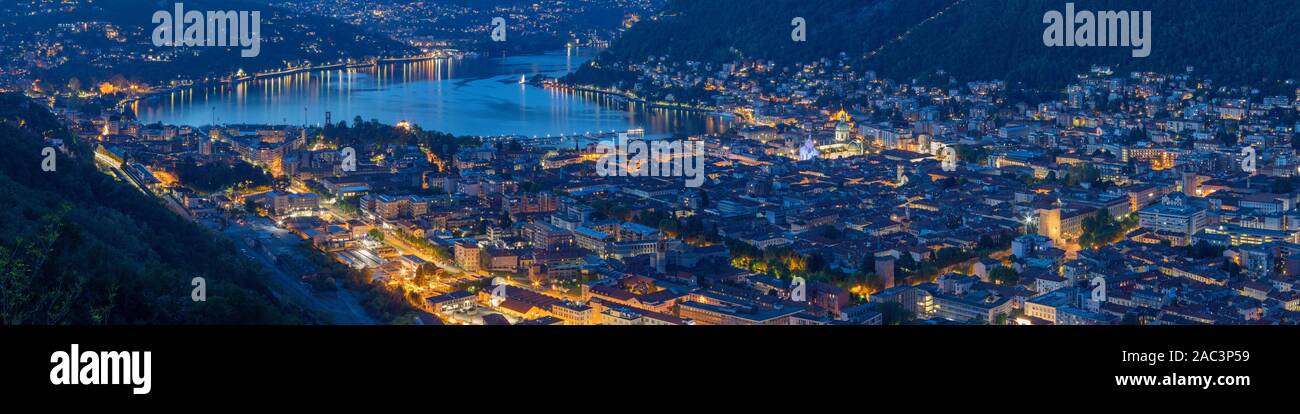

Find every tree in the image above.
[431,245,451,262]
[860,254,877,274]
[895,253,918,280]
[658,218,680,235]
[874,302,912,325]
[0,93,304,324]
[1079,209,1133,249]
[989,266,1019,286]
[1215,129,1239,146]
[0,208,85,324]
[934,247,966,267]
[804,253,827,274]
[1124,128,1148,145]
[955,144,989,165]
[176,158,271,193]
[1065,164,1101,187]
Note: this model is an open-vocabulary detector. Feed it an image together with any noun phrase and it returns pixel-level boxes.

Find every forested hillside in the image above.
[5,0,413,90]
[0,93,308,324]
[578,0,1300,90]
[601,0,952,65]
[867,0,1300,90]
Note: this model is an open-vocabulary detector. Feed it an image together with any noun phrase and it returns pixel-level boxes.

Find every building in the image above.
[1038,205,1098,246]
[872,285,934,319]
[1137,193,1206,242]
[676,300,803,325]
[875,275,1013,324]
[363,195,430,220]
[426,290,476,314]
[454,241,482,272]
[266,192,319,216]
[506,192,559,215]
[1024,289,1075,324]
[482,248,521,273]
[1011,234,1052,258]
[925,279,1014,324]
[589,298,687,325]
[521,222,575,250]
[1204,224,1296,246]
[548,301,593,325]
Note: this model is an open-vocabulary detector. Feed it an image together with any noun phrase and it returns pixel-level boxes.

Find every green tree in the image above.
[989,266,1020,285]
[874,301,912,325]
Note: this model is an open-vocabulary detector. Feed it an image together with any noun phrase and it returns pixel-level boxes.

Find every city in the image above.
[4,0,1300,329]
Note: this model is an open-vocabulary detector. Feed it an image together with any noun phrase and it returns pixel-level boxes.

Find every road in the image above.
[381,229,461,274]
[98,156,376,323]
[224,216,376,324]
[319,197,470,284]
[96,156,199,222]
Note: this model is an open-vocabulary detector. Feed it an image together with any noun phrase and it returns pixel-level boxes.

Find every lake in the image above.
[136,48,730,138]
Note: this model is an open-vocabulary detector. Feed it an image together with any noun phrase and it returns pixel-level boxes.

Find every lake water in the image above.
[136,48,730,138]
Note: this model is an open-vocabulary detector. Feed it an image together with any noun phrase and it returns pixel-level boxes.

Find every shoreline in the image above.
[127,49,740,137]
[121,52,455,108]
[544,81,736,119]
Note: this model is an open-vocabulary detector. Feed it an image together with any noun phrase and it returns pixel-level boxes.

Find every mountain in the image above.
[2,0,414,89]
[265,0,663,55]
[0,93,308,324]
[598,0,953,65]
[579,0,1300,90]
[866,0,1300,90]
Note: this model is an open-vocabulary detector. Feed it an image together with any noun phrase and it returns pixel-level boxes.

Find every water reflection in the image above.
[138,49,730,138]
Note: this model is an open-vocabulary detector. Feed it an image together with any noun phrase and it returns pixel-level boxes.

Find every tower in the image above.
[832,108,852,142]
[653,239,667,274]
[835,120,851,142]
